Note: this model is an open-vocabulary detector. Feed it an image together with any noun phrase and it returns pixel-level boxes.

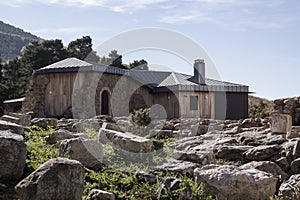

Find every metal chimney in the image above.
[193,59,205,85]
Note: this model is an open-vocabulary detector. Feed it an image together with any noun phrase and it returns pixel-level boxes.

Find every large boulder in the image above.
[0,130,27,180]
[243,145,281,161]
[194,164,278,200]
[59,138,103,170]
[0,119,24,135]
[240,161,289,181]
[31,118,58,128]
[278,174,300,200]
[15,158,85,200]
[271,114,292,134]
[98,128,154,153]
[89,189,115,200]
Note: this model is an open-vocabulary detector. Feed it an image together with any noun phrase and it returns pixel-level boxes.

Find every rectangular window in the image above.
[190,96,198,110]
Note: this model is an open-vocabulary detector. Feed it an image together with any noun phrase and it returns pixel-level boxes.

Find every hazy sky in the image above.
[0,0,299,100]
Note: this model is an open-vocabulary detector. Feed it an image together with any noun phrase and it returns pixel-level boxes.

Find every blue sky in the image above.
[0,0,299,100]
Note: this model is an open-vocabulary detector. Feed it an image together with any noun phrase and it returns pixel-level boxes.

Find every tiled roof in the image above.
[36,58,249,93]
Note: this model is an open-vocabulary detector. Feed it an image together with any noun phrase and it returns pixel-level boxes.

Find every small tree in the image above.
[130,108,151,135]
[249,100,270,119]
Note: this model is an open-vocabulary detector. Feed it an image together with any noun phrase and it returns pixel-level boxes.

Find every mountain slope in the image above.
[0,21,40,61]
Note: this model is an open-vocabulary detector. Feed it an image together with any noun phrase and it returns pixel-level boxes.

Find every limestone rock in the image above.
[0,130,26,180]
[194,164,278,200]
[0,119,24,135]
[290,158,300,174]
[98,128,154,153]
[275,157,290,172]
[240,161,288,181]
[214,145,253,161]
[243,145,281,161]
[15,158,85,200]
[292,140,300,160]
[271,114,292,134]
[9,113,32,126]
[31,118,58,128]
[59,138,103,170]
[45,129,87,145]
[157,177,193,200]
[89,189,115,200]
[154,159,201,176]
[278,174,300,200]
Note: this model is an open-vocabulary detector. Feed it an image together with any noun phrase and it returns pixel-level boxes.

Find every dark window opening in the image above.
[101,90,109,115]
[190,96,198,110]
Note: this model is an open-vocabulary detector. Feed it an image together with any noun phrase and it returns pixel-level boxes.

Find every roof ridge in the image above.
[171,72,180,85]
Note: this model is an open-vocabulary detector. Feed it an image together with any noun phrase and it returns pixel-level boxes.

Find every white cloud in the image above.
[159,12,215,24]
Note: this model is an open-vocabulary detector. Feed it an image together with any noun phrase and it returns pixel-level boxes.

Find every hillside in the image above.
[248,95,273,118]
[0,21,40,61]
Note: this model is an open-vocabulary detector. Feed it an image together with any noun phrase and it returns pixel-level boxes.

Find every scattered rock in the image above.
[59,138,103,170]
[15,158,85,200]
[89,189,115,200]
[154,159,201,176]
[9,113,32,126]
[137,171,160,184]
[278,174,300,200]
[194,164,278,200]
[240,161,288,181]
[243,145,281,161]
[214,145,252,161]
[290,158,300,174]
[45,128,89,145]
[0,119,24,135]
[0,130,27,180]
[31,118,58,128]
[156,177,193,200]
[98,128,154,153]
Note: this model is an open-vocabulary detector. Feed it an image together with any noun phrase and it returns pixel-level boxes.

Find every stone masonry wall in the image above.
[22,73,49,118]
[274,96,300,125]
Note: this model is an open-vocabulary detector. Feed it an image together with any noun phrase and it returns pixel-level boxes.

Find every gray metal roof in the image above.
[36,58,249,93]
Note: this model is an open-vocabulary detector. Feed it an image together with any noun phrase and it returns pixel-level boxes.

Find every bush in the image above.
[249,100,270,119]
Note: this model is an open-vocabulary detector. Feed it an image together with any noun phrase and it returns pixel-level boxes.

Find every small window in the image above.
[190,96,198,110]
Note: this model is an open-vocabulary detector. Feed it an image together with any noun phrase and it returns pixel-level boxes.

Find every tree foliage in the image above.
[129,59,148,70]
[249,100,270,119]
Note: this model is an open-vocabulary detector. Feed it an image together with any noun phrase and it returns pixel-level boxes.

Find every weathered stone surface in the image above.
[15,158,85,200]
[283,141,298,163]
[0,119,24,135]
[89,189,115,200]
[45,129,87,144]
[149,129,173,139]
[0,115,21,125]
[288,126,300,139]
[241,118,263,128]
[31,118,58,128]
[271,114,292,134]
[290,158,300,174]
[157,177,193,200]
[154,159,201,176]
[278,174,300,200]
[275,157,290,172]
[240,161,288,181]
[59,138,103,170]
[99,128,154,153]
[171,133,220,165]
[292,140,300,160]
[102,122,123,132]
[243,145,281,161]
[194,164,277,200]
[0,130,26,180]
[214,145,253,161]
[8,113,32,126]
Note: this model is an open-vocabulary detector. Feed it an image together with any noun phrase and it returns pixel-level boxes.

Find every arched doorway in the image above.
[101,90,109,115]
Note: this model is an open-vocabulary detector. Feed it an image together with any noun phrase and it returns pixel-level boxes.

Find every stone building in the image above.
[22,58,249,120]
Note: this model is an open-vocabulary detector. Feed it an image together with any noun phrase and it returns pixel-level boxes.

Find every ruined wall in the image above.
[22,74,49,118]
[274,97,300,125]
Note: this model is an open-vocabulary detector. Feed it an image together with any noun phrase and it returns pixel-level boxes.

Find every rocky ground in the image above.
[0,111,300,200]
